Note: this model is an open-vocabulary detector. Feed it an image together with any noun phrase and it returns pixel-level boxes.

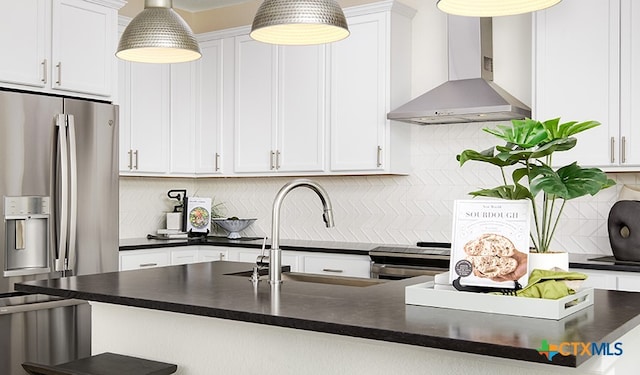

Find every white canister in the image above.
[166,212,182,230]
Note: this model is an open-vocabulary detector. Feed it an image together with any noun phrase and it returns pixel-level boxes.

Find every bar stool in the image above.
[22,352,177,375]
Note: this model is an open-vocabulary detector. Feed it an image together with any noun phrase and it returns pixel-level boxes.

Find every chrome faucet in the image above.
[268,179,334,285]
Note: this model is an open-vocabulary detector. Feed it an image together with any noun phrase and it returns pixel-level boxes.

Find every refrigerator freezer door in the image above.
[63,98,119,275]
[0,91,62,293]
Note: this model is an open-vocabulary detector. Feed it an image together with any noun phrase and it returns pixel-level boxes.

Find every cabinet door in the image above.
[196,40,225,174]
[534,0,619,167]
[128,62,170,173]
[330,13,386,171]
[302,253,371,278]
[277,45,326,172]
[198,248,230,262]
[570,268,617,290]
[51,0,115,96]
[119,249,171,271]
[234,36,276,173]
[170,62,197,174]
[617,274,640,292]
[620,0,640,166]
[171,248,199,265]
[0,0,49,88]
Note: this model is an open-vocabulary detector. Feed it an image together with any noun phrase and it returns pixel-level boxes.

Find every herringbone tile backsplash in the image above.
[120,123,636,255]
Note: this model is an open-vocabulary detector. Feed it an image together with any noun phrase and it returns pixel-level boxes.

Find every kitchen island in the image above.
[16,261,640,374]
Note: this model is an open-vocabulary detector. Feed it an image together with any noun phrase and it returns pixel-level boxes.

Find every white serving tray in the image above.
[405,281,594,320]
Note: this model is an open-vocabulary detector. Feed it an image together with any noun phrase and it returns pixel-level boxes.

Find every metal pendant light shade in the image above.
[250,0,349,45]
[116,0,201,63]
[436,0,561,17]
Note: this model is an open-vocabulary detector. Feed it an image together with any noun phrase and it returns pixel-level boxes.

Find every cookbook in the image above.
[186,197,212,234]
[449,199,531,289]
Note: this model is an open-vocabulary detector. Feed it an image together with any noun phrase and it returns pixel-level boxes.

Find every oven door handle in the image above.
[371,263,445,278]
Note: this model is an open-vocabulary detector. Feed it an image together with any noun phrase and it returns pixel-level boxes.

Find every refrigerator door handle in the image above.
[67,114,78,273]
[54,114,68,272]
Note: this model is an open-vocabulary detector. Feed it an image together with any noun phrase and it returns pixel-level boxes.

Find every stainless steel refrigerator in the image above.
[0,89,119,374]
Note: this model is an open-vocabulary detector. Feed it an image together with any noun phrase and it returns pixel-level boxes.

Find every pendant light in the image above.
[250,0,349,45]
[436,0,561,17]
[116,0,201,63]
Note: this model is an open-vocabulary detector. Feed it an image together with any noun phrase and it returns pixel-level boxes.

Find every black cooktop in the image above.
[588,255,640,267]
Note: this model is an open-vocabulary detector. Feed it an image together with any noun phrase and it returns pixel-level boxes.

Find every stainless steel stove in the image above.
[369,242,450,280]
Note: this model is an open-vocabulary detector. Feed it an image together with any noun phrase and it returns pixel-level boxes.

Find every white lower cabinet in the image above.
[197,247,231,262]
[171,247,199,265]
[571,268,640,291]
[119,248,171,271]
[615,274,640,292]
[572,269,618,290]
[302,253,371,278]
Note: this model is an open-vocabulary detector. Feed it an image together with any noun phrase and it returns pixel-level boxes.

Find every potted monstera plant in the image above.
[456,118,616,271]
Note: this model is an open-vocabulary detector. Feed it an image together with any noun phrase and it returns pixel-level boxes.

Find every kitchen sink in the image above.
[226,270,387,287]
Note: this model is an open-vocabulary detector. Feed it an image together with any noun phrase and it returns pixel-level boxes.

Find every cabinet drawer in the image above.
[120,250,170,271]
[303,254,370,278]
[198,249,229,262]
[616,275,640,292]
[171,248,199,265]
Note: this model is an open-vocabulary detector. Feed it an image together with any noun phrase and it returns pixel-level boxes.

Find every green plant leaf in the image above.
[456,148,517,167]
[530,162,615,200]
[543,118,601,139]
[469,185,532,200]
[484,119,549,148]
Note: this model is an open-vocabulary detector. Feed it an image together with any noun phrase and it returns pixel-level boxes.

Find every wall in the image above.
[118,1,638,255]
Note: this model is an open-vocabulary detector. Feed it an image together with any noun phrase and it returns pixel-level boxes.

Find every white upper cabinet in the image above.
[0,0,49,88]
[119,61,170,174]
[330,13,386,172]
[620,0,640,166]
[169,61,197,174]
[233,36,326,174]
[234,36,277,173]
[195,39,225,175]
[329,4,413,174]
[276,44,326,173]
[535,0,640,170]
[0,0,122,99]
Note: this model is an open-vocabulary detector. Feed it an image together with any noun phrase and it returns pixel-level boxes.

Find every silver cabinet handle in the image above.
[41,59,47,83]
[55,62,62,85]
[128,150,133,170]
[134,150,139,170]
[139,263,157,268]
[270,151,275,170]
[215,152,220,171]
[322,268,343,273]
[622,136,627,164]
[376,146,382,167]
[610,137,615,163]
[275,150,281,170]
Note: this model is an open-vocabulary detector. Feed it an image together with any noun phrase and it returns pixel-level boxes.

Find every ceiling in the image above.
[173,0,252,11]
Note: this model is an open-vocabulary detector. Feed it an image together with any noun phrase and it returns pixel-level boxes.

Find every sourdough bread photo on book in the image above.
[449,200,531,289]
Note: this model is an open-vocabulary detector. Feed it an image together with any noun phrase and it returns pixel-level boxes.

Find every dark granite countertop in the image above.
[120,237,640,273]
[119,237,378,256]
[15,261,640,368]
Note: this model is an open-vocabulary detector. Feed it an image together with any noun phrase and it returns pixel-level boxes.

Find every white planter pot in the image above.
[528,251,569,272]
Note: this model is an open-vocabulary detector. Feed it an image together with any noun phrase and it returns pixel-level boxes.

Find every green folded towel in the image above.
[498,269,588,299]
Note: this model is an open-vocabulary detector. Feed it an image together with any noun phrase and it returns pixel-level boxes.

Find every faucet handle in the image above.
[256,254,270,269]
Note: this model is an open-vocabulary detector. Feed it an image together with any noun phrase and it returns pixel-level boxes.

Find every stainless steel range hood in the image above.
[387,16,531,125]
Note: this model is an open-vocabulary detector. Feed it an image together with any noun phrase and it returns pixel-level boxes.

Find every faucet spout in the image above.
[269,179,334,285]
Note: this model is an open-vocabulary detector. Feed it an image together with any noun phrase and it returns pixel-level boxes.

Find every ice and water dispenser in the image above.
[4,196,50,276]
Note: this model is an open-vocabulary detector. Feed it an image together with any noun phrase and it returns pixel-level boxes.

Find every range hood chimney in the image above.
[387,16,531,125]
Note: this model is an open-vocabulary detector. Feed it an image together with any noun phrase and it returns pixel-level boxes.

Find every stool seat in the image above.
[22,352,177,375]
